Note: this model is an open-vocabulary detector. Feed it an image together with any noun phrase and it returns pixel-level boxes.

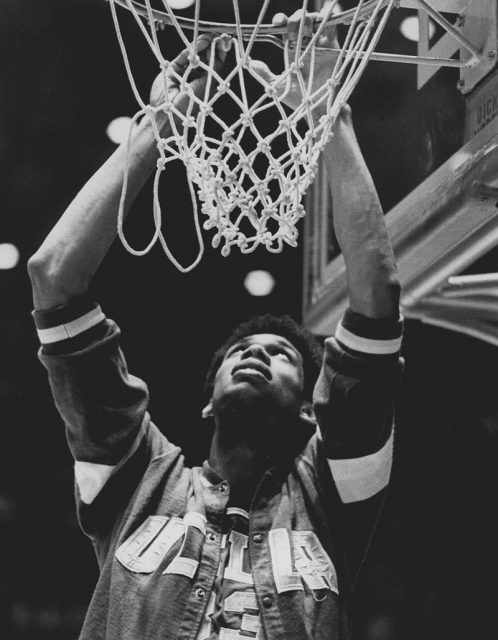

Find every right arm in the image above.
[28,38,226,532]
[28,119,162,309]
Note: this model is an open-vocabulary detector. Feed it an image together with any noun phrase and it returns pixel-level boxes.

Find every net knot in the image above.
[239,158,252,171]
[263,206,277,217]
[320,114,335,127]
[157,158,166,170]
[199,103,213,116]
[240,113,252,127]
[188,53,201,68]
[255,180,270,196]
[265,84,278,98]
[256,141,270,154]
[217,80,231,93]
[289,61,304,73]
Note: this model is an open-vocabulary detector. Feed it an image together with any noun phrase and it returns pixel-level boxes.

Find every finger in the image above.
[211,36,230,74]
[192,34,226,74]
[169,34,214,76]
[318,1,341,46]
[193,33,215,62]
[170,47,191,77]
[246,59,277,87]
[287,10,320,43]
[272,12,287,28]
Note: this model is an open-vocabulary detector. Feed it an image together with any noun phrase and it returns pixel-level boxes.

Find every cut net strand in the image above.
[109,0,396,269]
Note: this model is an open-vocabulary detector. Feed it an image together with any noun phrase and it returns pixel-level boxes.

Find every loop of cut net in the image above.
[109,0,396,269]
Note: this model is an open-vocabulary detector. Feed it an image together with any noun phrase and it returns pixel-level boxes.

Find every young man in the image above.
[28,10,402,640]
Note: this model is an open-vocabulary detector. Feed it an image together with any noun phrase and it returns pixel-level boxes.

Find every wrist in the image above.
[140,108,172,139]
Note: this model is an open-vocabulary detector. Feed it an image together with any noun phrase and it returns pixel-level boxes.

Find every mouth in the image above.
[232,359,272,382]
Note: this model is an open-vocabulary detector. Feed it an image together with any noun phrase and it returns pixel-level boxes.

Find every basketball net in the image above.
[109,0,396,271]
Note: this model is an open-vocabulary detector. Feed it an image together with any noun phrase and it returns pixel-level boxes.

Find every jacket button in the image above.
[218,483,228,492]
[262,596,273,608]
[253,533,263,543]
[207,531,216,541]
[195,588,206,599]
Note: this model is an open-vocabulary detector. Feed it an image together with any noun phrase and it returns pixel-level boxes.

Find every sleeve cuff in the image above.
[32,297,106,346]
[336,309,403,356]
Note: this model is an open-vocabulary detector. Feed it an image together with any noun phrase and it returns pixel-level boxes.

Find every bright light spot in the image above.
[106,116,134,145]
[166,0,195,9]
[0,243,20,270]
[400,16,435,42]
[244,270,275,297]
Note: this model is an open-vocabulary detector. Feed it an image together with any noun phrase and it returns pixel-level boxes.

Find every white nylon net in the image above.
[109,0,395,271]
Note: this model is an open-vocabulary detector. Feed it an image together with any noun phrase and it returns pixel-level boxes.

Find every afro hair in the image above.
[204,314,324,402]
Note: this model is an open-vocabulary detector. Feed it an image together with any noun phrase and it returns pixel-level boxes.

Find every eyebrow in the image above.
[228,337,300,357]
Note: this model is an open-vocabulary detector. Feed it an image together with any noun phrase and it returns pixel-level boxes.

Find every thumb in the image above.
[247,59,277,87]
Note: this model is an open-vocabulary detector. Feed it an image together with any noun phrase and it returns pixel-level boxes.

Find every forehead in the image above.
[230,333,301,355]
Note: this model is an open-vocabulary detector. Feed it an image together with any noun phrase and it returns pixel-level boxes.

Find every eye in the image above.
[272,348,291,361]
[227,345,244,357]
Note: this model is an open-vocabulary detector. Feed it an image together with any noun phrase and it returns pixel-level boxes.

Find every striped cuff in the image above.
[336,309,403,356]
[33,298,105,345]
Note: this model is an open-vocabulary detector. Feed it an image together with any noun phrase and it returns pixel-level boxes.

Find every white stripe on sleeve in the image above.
[37,306,105,344]
[328,430,393,503]
[74,424,145,504]
[75,460,115,505]
[335,322,402,355]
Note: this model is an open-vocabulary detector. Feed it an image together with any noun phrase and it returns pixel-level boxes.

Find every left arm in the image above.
[323,106,400,318]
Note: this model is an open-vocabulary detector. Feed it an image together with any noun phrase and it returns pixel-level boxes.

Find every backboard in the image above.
[303,0,498,346]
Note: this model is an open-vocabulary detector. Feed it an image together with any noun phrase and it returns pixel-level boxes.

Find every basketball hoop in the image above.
[109,0,397,270]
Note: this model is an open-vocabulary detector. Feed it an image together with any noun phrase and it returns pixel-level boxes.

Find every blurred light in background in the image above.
[0,243,20,269]
[106,116,134,145]
[167,0,195,8]
[244,270,275,296]
[400,15,435,42]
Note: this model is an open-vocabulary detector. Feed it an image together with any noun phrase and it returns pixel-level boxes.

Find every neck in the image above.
[208,428,272,494]
[207,403,314,501]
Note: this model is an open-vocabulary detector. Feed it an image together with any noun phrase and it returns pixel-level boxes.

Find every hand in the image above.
[248,4,340,112]
[149,34,228,117]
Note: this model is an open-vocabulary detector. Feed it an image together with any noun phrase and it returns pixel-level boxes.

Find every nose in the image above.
[241,343,271,365]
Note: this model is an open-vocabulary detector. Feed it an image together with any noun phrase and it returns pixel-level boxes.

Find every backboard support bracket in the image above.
[407,0,498,93]
[303,116,498,341]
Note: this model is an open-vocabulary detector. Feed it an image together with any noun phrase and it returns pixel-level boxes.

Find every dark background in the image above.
[1,1,497,638]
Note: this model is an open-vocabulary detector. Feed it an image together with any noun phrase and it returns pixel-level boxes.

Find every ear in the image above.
[299,401,316,428]
[202,400,214,419]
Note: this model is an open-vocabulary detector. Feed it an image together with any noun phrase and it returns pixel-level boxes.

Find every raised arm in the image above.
[264,9,400,317]
[322,107,400,318]
[28,35,226,310]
